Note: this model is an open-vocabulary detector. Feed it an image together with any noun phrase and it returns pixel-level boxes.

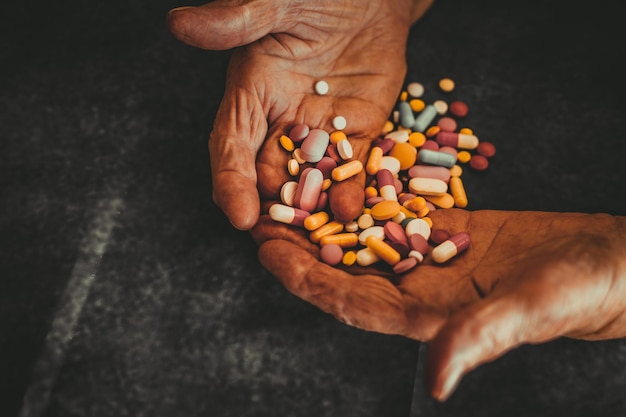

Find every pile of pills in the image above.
[269,78,496,274]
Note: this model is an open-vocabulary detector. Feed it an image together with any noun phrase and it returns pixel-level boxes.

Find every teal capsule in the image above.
[399,101,415,128]
[418,149,457,168]
[412,104,438,132]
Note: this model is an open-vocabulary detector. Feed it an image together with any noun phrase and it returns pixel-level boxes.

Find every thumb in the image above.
[166,0,286,50]
[424,287,572,402]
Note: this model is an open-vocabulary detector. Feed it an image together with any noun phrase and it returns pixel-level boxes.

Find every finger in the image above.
[167,0,285,50]
[258,239,413,335]
[209,72,267,230]
[424,269,596,402]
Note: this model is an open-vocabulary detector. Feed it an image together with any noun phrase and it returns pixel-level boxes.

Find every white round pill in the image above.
[332,115,347,130]
[314,80,329,95]
[407,82,424,98]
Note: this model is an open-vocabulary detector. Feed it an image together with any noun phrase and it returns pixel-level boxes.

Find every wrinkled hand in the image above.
[251,209,626,401]
[167,0,434,229]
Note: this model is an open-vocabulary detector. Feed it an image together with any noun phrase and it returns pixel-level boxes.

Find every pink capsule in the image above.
[300,129,330,163]
[294,168,324,212]
[432,232,470,263]
[372,137,395,154]
[377,169,397,201]
[436,131,479,149]
[408,165,451,183]
[269,204,310,228]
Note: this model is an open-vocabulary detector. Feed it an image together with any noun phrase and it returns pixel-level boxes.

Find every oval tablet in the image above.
[408,177,448,196]
[300,129,330,163]
[370,200,402,220]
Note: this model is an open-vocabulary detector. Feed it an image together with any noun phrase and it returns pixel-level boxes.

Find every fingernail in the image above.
[168,6,195,14]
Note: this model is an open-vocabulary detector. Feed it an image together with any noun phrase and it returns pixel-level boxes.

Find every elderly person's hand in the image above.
[251,209,626,401]
[167,0,434,229]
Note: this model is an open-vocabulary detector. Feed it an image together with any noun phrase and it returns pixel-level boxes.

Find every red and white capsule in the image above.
[435,131,479,149]
[377,169,397,201]
[432,232,471,263]
[269,204,311,228]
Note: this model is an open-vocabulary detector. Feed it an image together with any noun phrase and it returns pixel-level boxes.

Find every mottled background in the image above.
[2,1,625,416]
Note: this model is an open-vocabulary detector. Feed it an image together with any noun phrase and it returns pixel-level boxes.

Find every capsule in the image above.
[366,146,384,175]
[412,104,438,132]
[408,165,451,183]
[432,232,471,263]
[331,160,363,181]
[377,169,397,201]
[399,101,416,128]
[269,204,310,228]
[365,235,401,266]
[309,221,344,243]
[418,149,457,168]
[436,131,479,149]
[450,176,468,208]
[304,211,330,231]
[320,232,359,248]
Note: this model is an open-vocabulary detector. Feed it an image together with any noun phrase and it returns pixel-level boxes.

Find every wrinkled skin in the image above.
[168,0,433,228]
[167,0,626,402]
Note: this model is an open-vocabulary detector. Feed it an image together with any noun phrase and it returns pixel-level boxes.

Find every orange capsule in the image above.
[332,160,363,181]
[365,235,401,266]
[309,221,344,243]
[320,232,359,248]
[304,211,330,231]
[450,176,468,208]
[366,146,384,175]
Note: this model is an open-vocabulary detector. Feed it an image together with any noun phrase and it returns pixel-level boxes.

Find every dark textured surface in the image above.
[1,0,625,417]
